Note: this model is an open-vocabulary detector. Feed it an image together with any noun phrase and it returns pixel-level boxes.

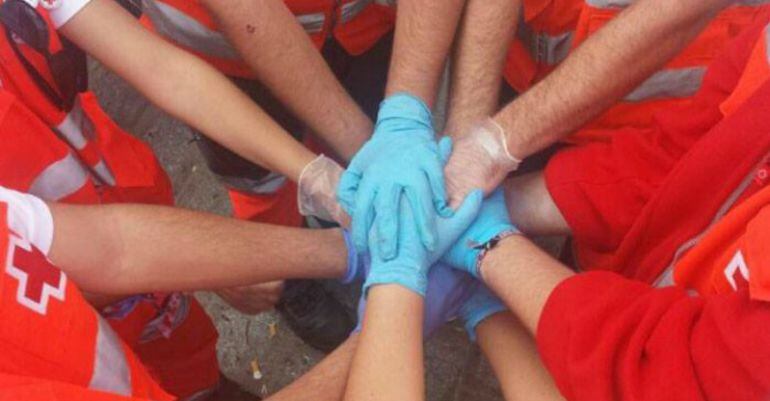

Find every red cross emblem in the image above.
[6,235,66,315]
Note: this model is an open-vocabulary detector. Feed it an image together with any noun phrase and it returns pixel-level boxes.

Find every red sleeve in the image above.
[537,271,770,401]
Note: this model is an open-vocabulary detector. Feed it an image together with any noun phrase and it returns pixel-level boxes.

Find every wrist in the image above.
[478,118,522,172]
[470,229,519,278]
[364,265,427,297]
[375,92,434,135]
[477,233,521,284]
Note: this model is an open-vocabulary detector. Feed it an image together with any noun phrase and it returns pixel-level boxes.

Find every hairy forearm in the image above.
[201,0,372,161]
[445,0,520,136]
[61,0,315,181]
[479,235,572,334]
[48,203,347,295]
[267,335,358,401]
[497,0,730,159]
[477,313,563,401]
[386,0,466,107]
[345,285,424,401]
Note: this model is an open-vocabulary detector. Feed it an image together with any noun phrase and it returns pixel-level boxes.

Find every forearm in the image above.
[47,203,347,295]
[497,0,731,159]
[476,313,563,401]
[445,0,520,136]
[386,0,466,107]
[479,235,572,334]
[60,0,315,181]
[267,335,358,401]
[201,0,372,161]
[344,285,424,401]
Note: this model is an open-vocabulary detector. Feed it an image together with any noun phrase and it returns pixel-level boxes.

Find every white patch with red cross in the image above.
[5,234,66,315]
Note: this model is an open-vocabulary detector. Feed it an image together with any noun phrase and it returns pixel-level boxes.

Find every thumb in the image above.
[438,136,453,164]
[443,190,483,242]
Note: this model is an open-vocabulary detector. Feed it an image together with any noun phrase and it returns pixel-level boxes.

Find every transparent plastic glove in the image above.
[459,283,507,341]
[444,118,522,208]
[338,93,453,259]
[298,155,350,228]
[354,262,476,337]
[363,190,484,296]
[442,189,518,278]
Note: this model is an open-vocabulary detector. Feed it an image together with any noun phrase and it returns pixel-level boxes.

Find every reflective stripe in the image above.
[89,317,132,396]
[54,100,117,186]
[29,152,89,201]
[143,0,241,60]
[653,153,770,288]
[519,22,574,66]
[219,171,287,195]
[624,66,706,102]
[93,159,117,187]
[143,0,376,59]
[55,99,95,151]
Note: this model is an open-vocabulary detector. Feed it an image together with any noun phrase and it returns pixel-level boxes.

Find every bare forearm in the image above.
[445,0,520,136]
[497,0,730,158]
[345,285,424,401]
[48,203,347,295]
[267,335,358,401]
[479,235,572,334]
[61,0,315,181]
[386,0,466,107]
[202,0,372,160]
[477,313,563,401]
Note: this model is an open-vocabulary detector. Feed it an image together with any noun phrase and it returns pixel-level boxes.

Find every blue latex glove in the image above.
[364,190,483,296]
[459,283,507,341]
[442,189,518,278]
[354,262,476,338]
[338,93,453,260]
[340,229,364,284]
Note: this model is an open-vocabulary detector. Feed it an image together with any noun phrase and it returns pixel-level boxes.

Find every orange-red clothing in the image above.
[0,188,173,401]
[141,0,395,78]
[536,17,770,401]
[506,0,770,142]
[0,374,157,401]
[0,3,219,397]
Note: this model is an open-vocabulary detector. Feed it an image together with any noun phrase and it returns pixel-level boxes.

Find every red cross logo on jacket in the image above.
[5,235,66,315]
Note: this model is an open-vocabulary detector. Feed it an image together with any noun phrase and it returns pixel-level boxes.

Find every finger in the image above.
[351,179,377,253]
[422,157,452,218]
[337,169,361,215]
[375,183,403,260]
[405,181,437,252]
[438,136,453,164]
[448,189,484,238]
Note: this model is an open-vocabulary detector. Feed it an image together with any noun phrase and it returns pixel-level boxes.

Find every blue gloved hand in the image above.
[338,93,453,260]
[364,190,483,296]
[354,262,476,337]
[442,189,518,278]
[459,283,507,341]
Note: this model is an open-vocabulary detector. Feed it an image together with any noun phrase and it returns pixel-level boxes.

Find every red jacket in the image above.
[537,18,770,401]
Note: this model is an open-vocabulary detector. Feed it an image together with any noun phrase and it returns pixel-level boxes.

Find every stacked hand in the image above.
[298,154,350,227]
[443,119,521,208]
[338,93,452,259]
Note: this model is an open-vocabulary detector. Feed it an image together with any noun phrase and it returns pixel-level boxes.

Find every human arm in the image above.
[199,0,372,160]
[476,313,563,401]
[444,0,732,202]
[266,335,358,401]
[47,202,348,295]
[344,285,425,401]
[59,0,315,181]
[496,0,732,158]
[386,0,466,106]
[444,0,520,137]
[479,237,770,401]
